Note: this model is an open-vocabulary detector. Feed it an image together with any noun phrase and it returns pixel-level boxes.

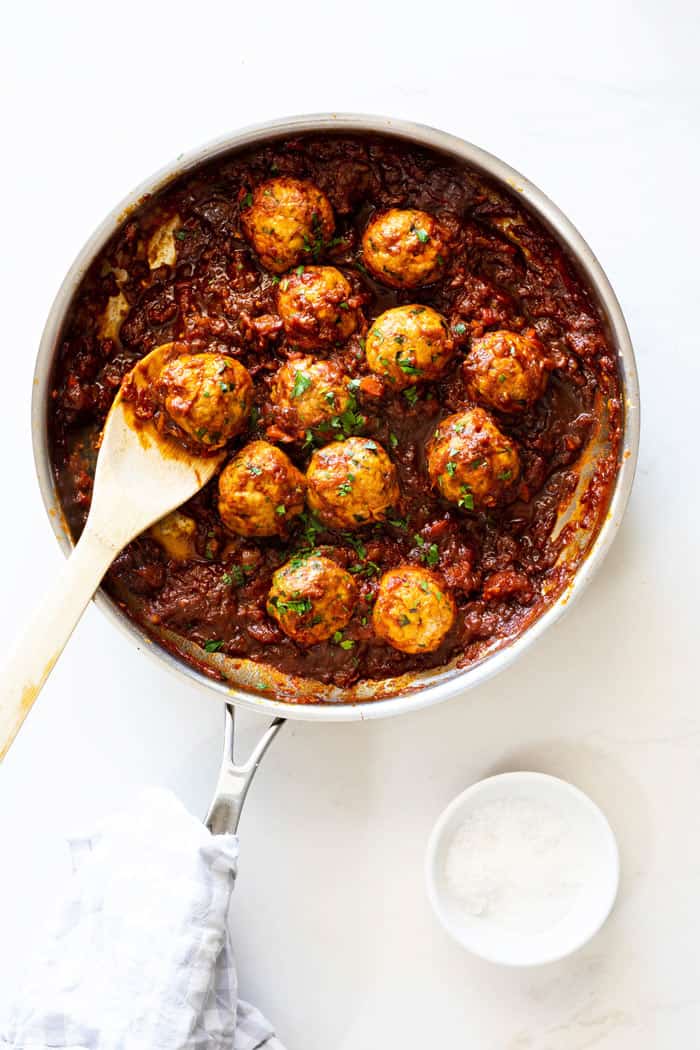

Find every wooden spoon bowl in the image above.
[0,344,226,760]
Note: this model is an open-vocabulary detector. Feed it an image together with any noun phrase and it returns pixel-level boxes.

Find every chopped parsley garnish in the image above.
[498,469,513,481]
[337,475,355,497]
[271,596,312,616]
[330,384,366,437]
[296,510,323,549]
[389,432,399,449]
[291,372,312,399]
[331,630,355,650]
[498,374,508,384]
[425,544,440,567]
[300,212,330,260]
[397,353,421,376]
[349,561,380,577]
[446,461,457,476]
[403,387,419,406]
[175,230,188,241]
[288,552,313,570]
[454,322,467,335]
[275,504,287,515]
[204,640,224,653]
[295,264,304,276]
[458,487,475,510]
[414,227,429,244]
[343,534,368,560]
[223,566,248,587]
[413,533,425,547]
[242,192,252,208]
[248,463,263,476]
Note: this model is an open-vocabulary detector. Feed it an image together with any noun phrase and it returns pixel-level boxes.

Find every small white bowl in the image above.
[425,772,619,966]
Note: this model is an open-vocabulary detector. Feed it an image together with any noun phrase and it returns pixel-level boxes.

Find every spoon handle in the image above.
[0,526,116,761]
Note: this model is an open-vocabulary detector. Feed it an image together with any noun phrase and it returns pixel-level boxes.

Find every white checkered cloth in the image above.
[1,789,286,1050]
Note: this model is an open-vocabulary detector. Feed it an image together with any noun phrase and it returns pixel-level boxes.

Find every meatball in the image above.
[361,208,448,288]
[158,352,253,449]
[277,266,357,348]
[241,177,335,274]
[365,304,454,389]
[267,554,357,645]
[372,566,456,654]
[218,441,306,537]
[427,408,520,510]
[306,437,400,530]
[464,329,552,413]
[271,355,351,433]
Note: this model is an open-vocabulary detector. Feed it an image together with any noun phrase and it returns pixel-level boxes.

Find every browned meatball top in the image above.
[158,353,253,450]
[306,437,400,530]
[268,355,352,442]
[241,177,335,273]
[218,440,305,537]
[277,266,358,348]
[365,304,454,389]
[373,565,456,654]
[362,208,449,288]
[267,554,357,646]
[427,408,521,510]
[464,329,552,413]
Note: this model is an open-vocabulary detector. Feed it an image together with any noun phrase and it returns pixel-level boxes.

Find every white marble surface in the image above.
[1,1,698,1045]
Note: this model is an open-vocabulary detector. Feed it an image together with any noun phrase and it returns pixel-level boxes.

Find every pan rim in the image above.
[31,112,640,722]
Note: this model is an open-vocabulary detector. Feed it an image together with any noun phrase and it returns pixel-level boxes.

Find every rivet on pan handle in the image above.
[205,705,285,835]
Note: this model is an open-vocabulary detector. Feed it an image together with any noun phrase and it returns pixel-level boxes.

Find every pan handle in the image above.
[205,705,285,835]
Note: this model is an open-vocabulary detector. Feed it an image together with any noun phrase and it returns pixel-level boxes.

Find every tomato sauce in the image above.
[48,134,622,693]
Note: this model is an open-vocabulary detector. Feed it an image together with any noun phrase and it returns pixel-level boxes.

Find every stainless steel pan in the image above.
[31,114,640,723]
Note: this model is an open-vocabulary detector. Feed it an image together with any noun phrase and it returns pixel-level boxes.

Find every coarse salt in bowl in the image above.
[425,772,620,966]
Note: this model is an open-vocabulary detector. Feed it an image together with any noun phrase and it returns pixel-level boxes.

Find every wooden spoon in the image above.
[0,344,226,761]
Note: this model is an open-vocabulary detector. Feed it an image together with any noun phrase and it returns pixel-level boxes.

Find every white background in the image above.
[1,1,698,1046]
